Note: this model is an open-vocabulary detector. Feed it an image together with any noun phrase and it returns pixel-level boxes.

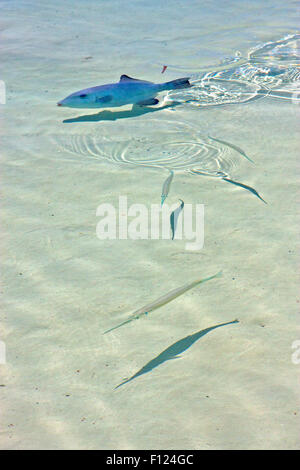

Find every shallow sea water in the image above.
[1,0,300,449]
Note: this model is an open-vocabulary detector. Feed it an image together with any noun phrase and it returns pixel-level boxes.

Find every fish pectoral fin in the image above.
[136,98,159,106]
[95,95,113,103]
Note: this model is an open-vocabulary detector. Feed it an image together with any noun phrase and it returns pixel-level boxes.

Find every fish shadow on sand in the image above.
[115,319,239,389]
[63,101,182,123]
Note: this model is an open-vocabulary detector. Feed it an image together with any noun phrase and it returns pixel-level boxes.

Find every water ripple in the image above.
[54,119,240,176]
[167,33,300,107]
[54,34,299,178]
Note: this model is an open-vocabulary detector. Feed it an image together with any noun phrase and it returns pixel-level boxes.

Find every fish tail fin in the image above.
[196,270,223,286]
[103,317,132,334]
[161,195,166,206]
[205,270,222,282]
[214,270,223,278]
[161,77,192,91]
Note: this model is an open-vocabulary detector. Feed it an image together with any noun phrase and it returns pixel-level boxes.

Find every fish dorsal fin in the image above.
[119,74,153,83]
[119,74,141,82]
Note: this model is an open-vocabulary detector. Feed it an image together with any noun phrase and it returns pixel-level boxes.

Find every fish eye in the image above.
[79,94,87,98]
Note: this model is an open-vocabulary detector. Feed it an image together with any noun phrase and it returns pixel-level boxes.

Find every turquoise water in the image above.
[1,0,299,449]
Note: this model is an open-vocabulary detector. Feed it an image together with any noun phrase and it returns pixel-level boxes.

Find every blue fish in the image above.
[57,74,191,109]
[114,320,239,389]
[222,177,267,204]
[170,199,184,240]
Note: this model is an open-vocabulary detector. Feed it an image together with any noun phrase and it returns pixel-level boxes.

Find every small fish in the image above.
[161,65,168,74]
[170,199,184,240]
[222,177,267,204]
[115,319,239,389]
[57,75,191,109]
[208,135,255,164]
[161,170,174,206]
[103,271,222,334]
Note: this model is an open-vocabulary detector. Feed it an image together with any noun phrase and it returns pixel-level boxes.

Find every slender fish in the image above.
[161,169,174,206]
[103,271,222,334]
[170,199,184,240]
[222,177,267,204]
[208,135,255,164]
[115,319,239,389]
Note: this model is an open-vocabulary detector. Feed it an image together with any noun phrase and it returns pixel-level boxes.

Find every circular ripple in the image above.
[54,35,299,175]
[54,119,244,177]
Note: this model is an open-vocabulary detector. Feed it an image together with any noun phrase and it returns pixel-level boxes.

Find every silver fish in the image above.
[103,271,222,334]
[161,170,174,206]
[208,135,255,164]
